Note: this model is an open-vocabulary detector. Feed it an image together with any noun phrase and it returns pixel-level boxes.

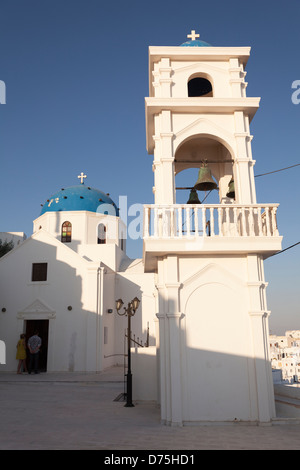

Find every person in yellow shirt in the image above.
[16,334,28,374]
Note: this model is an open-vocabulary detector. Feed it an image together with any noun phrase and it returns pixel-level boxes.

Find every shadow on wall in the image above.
[115,272,156,352]
[131,280,276,424]
[131,339,280,423]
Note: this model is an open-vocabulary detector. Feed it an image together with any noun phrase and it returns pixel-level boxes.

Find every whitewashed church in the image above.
[0,32,282,425]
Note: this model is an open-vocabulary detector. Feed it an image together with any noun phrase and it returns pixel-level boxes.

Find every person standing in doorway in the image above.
[16,334,28,374]
[28,330,42,374]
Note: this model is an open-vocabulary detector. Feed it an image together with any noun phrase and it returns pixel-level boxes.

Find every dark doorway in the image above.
[25,320,49,372]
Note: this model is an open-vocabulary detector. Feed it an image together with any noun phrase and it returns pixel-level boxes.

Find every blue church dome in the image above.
[40,184,119,216]
[181,39,211,47]
[180,31,211,47]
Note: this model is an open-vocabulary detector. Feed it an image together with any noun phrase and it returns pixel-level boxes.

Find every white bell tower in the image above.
[143,32,282,425]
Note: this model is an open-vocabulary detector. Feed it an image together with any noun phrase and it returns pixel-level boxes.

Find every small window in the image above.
[61,221,72,243]
[32,263,47,282]
[104,326,108,345]
[97,223,106,244]
[188,77,213,97]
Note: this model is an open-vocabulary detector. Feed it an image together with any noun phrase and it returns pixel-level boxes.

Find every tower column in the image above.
[166,311,183,425]
[153,110,175,204]
[234,111,256,203]
[158,57,172,97]
[156,256,183,426]
[155,258,171,424]
[247,254,275,422]
[165,254,182,425]
[235,158,255,203]
[249,311,275,422]
[156,312,169,423]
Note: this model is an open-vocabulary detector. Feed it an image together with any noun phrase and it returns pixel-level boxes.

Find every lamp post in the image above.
[116,296,140,407]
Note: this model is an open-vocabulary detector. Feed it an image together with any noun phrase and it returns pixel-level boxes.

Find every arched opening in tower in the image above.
[188,77,213,97]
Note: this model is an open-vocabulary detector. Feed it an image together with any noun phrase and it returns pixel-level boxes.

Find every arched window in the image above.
[188,76,213,97]
[61,221,72,243]
[97,223,106,244]
[119,231,125,251]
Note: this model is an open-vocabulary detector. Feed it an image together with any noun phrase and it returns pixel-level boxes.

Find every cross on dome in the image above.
[187,30,200,41]
[78,172,87,184]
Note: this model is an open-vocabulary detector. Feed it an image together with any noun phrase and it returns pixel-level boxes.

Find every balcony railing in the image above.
[143,204,279,239]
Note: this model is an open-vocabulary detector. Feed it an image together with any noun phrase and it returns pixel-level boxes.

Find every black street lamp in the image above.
[116,296,140,407]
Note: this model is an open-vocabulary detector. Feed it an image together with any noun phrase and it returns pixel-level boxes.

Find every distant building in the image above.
[270,331,300,383]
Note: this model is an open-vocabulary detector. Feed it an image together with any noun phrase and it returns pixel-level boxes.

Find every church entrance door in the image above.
[25,320,49,372]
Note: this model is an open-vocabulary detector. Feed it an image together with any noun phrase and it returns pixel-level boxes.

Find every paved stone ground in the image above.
[0,367,300,450]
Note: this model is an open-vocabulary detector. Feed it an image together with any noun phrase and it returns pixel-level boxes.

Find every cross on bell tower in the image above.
[187,30,200,41]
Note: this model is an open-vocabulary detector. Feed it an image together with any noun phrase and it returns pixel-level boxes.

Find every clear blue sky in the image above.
[0,0,299,334]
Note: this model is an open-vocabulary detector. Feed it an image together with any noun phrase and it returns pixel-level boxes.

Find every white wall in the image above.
[153,253,275,424]
[116,259,156,355]
[132,346,157,401]
[0,231,100,372]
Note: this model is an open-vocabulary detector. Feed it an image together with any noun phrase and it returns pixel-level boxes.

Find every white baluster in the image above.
[144,206,149,238]
[241,207,247,237]
[257,206,263,236]
[194,207,199,237]
[225,207,230,236]
[202,207,206,237]
[249,207,254,236]
[154,207,158,238]
[210,207,215,237]
[178,207,182,238]
[233,207,238,236]
[265,207,271,236]
[186,207,191,237]
[271,207,279,236]
[217,207,222,236]
[162,208,168,238]
[170,207,174,238]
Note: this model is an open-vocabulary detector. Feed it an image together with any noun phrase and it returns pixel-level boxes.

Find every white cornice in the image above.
[145,96,260,113]
[148,46,251,66]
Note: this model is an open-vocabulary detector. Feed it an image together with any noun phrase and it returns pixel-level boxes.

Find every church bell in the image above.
[226,178,235,199]
[187,188,201,204]
[194,165,218,192]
